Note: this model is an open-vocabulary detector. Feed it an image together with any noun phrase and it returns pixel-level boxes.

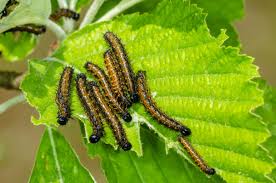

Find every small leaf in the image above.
[0,0,51,33]
[29,127,95,183]
[192,0,244,46]
[0,32,37,61]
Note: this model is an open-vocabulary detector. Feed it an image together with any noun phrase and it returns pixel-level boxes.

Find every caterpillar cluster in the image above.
[55,31,215,174]
[1,8,78,35]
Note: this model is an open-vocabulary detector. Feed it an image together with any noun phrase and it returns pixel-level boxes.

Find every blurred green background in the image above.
[0,0,275,182]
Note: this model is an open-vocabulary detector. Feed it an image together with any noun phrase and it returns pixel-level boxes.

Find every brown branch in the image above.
[0,71,24,90]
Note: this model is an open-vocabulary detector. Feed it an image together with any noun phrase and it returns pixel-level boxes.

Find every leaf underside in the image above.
[21,0,275,182]
[29,128,94,183]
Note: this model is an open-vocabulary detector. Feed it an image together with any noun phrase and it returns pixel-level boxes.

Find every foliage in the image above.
[29,127,95,183]
[0,0,51,61]
[20,0,276,182]
[0,0,275,182]
[256,79,276,181]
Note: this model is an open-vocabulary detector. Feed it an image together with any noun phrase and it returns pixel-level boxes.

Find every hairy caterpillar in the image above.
[50,8,80,21]
[55,66,74,125]
[136,71,191,136]
[178,136,215,175]
[76,74,104,143]
[104,49,131,108]
[89,81,132,151]
[104,31,139,103]
[0,0,18,18]
[85,62,132,122]
[4,24,46,35]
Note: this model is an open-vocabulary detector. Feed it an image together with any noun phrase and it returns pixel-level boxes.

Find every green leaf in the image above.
[192,0,244,46]
[88,125,224,182]
[29,127,95,183]
[255,79,276,181]
[75,0,91,11]
[0,32,37,62]
[0,0,51,33]
[21,0,275,182]
[0,0,9,11]
[96,0,243,47]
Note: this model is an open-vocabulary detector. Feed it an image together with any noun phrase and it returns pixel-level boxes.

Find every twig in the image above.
[45,20,67,40]
[96,0,143,23]
[57,0,68,8]
[80,0,106,29]
[0,94,25,114]
[69,0,78,10]
[0,71,23,90]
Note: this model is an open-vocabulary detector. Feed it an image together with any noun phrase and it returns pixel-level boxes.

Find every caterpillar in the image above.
[0,0,18,18]
[85,62,132,122]
[136,71,191,136]
[178,135,215,175]
[89,81,132,151]
[55,66,74,125]
[104,31,139,103]
[4,24,46,35]
[50,8,80,21]
[103,49,132,108]
[76,74,104,143]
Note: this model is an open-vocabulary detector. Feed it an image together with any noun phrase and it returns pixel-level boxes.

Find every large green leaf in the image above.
[87,124,224,182]
[21,0,275,182]
[0,32,37,62]
[29,127,95,183]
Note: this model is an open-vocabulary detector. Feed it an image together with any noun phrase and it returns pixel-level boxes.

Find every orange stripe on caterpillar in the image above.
[85,62,132,122]
[136,71,191,136]
[88,81,132,151]
[76,74,104,143]
[104,31,139,103]
[178,136,215,175]
[56,66,74,125]
[104,49,132,108]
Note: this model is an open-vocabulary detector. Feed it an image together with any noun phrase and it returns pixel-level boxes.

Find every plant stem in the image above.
[63,19,75,33]
[69,0,78,10]
[0,94,25,114]
[57,0,68,8]
[46,20,67,40]
[0,71,22,90]
[80,0,106,29]
[96,0,143,23]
